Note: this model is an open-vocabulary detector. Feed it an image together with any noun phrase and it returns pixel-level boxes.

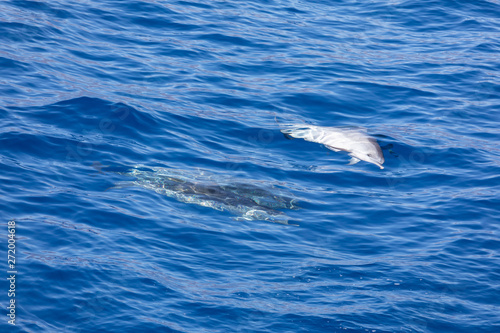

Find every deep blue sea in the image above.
[1,0,500,332]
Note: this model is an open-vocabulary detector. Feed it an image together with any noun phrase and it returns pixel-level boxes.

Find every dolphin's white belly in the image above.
[281,125,385,169]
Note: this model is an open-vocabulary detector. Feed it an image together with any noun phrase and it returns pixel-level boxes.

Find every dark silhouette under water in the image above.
[112,166,300,224]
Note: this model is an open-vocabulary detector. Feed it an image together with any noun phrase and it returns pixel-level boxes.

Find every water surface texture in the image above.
[1,0,499,332]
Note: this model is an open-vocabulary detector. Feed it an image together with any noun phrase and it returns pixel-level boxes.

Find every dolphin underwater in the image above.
[112,166,299,224]
[280,124,385,169]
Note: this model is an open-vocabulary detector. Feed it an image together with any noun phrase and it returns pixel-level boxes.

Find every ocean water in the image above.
[1,0,499,332]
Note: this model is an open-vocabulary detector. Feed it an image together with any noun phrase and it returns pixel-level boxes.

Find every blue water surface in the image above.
[1,0,500,332]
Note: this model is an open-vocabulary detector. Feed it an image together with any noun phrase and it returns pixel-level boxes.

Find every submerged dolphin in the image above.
[280,124,385,169]
[112,166,299,224]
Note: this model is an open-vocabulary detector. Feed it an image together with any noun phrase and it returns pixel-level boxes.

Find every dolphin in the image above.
[280,124,385,169]
[111,166,299,224]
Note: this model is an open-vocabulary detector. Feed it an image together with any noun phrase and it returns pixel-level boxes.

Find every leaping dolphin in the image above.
[280,124,385,169]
